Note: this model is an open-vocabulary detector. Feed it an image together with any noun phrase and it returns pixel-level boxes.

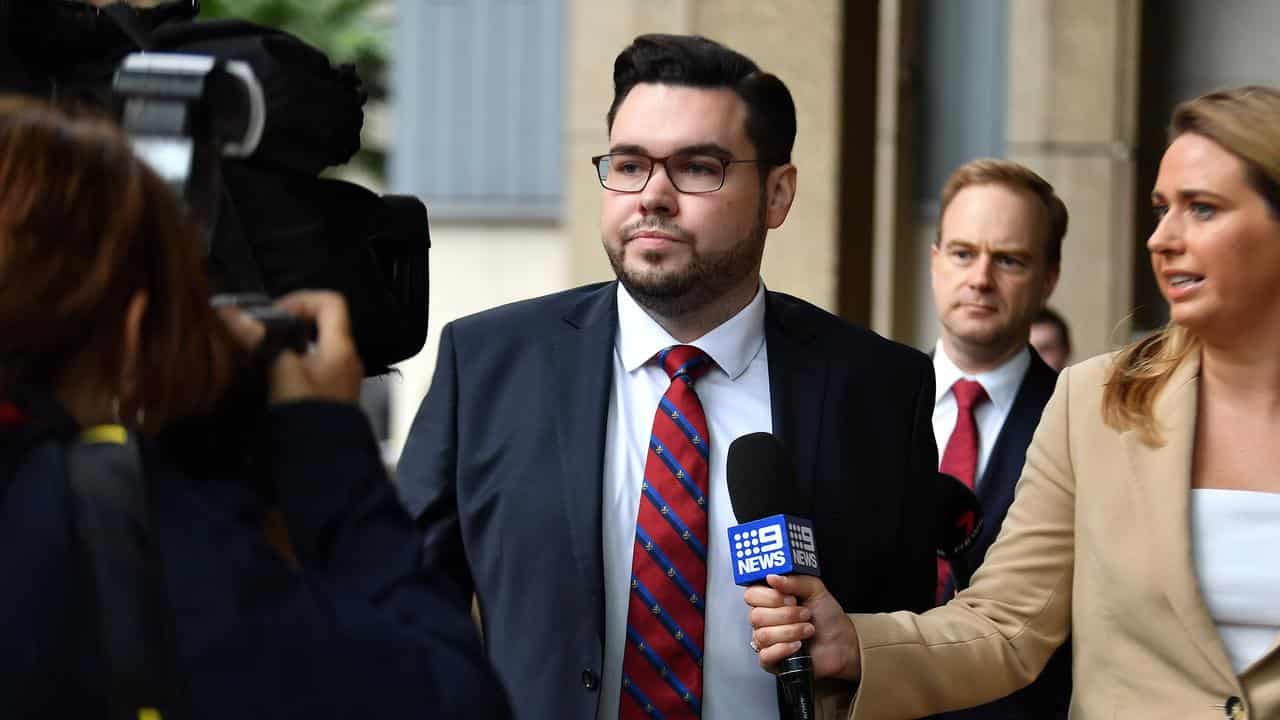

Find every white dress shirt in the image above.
[931,343,1031,487]
[597,282,777,720]
[1191,488,1280,674]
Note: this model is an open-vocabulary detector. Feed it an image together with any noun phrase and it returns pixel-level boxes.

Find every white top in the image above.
[931,344,1031,487]
[597,282,776,720]
[1190,488,1280,674]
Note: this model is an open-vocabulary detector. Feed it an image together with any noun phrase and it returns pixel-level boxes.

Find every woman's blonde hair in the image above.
[1103,86,1280,445]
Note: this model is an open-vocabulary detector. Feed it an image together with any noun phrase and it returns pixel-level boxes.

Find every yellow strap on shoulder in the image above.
[80,424,128,445]
[137,708,162,720]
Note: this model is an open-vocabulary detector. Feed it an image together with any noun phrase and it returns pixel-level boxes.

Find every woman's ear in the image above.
[119,290,149,409]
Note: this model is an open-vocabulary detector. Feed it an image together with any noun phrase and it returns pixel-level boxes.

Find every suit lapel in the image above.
[947,351,1055,588]
[1123,352,1237,686]
[976,352,1056,518]
[764,292,828,515]
[552,284,618,632]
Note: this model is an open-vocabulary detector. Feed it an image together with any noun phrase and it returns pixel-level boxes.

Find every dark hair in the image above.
[1033,307,1071,353]
[606,34,796,169]
[0,95,247,433]
[936,158,1069,270]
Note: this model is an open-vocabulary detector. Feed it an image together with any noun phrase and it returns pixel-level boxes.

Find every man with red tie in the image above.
[398,34,940,720]
[928,158,1071,719]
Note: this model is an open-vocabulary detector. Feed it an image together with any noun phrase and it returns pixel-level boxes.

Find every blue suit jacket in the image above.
[941,350,1072,720]
[398,282,942,720]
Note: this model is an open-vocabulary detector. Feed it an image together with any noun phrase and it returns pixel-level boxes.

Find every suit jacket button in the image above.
[582,669,599,691]
[1225,696,1245,719]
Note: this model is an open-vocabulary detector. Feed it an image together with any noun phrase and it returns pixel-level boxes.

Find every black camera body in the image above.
[2,0,431,374]
[113,52,318,360]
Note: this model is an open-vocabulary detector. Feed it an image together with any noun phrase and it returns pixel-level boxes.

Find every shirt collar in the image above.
[932,341,1031,413]
[616,281,766,380]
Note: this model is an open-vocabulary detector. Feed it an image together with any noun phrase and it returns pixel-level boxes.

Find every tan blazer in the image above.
[830,352,1280,720]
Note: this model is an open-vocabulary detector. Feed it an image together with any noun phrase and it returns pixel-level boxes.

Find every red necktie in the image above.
[620,345,712,719]
[937,378,987,604]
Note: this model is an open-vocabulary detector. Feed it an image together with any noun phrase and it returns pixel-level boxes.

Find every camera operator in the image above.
[0,96,510,719]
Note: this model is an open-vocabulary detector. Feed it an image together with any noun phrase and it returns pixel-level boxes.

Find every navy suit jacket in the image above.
[941,350,1072,720]
[0,395,508,719]
[398,282,942,720]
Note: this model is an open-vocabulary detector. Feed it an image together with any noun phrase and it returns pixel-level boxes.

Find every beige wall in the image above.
[388,224,569,458]
[1006,0,1143,360]
[565,0,846,311]
[872,0,928,347]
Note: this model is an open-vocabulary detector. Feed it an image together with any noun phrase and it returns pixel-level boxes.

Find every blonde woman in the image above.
[745,86,1280,719]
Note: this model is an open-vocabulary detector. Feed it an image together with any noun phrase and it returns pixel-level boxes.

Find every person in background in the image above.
[926,158,1071,719]
[397,33,939,720]
[745,85,1280,719]
[0,96,508,719]
[1029,307,1072,372]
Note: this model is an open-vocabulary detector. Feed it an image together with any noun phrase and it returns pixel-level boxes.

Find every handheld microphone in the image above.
[726,432,818,720]
[933,472,984,591]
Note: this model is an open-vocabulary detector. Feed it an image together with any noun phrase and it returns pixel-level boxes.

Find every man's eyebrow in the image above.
[942,238,1034,257]
[677,143,733,160]
[605,143,734,160]
[990,248,1034,260]
[608,143,648,155]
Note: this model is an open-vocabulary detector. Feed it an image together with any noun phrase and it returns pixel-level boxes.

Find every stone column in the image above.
[869,0,924,341]
[1006,0,1143,359]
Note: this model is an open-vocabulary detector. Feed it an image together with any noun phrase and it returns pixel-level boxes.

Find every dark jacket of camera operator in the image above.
[0,386,509,719]
[0,97,509,719]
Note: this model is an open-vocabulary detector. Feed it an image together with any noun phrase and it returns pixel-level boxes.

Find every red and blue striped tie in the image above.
[620,345,713,720]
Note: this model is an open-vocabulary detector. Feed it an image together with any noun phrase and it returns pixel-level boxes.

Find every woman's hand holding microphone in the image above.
[745,573,865,685]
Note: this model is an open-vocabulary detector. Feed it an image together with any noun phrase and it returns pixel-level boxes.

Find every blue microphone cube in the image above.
[728,514,821,586]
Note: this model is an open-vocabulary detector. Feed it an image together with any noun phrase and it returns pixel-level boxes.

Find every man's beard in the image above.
[607,218,766,319]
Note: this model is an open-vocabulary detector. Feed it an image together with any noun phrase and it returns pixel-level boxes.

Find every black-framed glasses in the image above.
[590,152,760,194]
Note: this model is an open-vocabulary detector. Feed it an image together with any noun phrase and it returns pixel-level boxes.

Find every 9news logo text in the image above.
[728,514,820,586]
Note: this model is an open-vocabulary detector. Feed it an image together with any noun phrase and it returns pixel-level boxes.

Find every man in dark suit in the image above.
[397,34,938,720]
[927,159,1073,719]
